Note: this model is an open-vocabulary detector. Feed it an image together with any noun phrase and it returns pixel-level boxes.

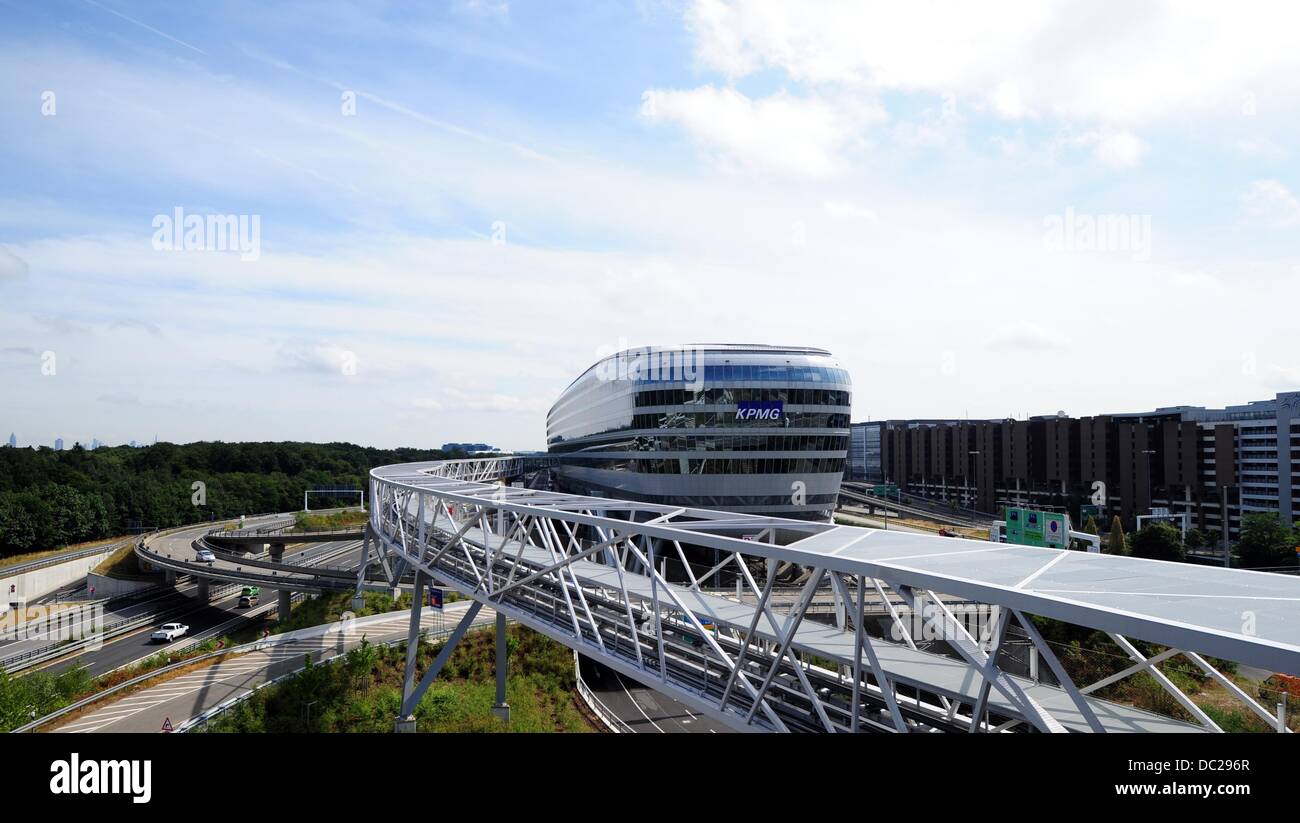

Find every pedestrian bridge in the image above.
[366,457,1300,733]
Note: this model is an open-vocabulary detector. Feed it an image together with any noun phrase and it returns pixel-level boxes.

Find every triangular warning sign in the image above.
[161,717,174,733]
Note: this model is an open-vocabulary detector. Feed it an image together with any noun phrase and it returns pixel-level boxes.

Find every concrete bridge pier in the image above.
[196,578,211,603]
[492,612,510,724]
[164,569,177,585]
[269,542,286,562]
[278,589,292,619]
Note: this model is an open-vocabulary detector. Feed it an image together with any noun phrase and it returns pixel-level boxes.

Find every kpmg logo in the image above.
[736,401,783,421]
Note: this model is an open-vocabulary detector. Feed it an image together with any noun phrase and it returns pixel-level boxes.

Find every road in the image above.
[26,516,364,675]
[578,656,729,733]
[54,602,493,733]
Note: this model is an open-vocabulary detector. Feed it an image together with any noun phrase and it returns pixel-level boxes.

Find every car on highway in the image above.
[241,585,260,598]
[195,548,216,563]
[150,622,189,643]
[238,594,259,608]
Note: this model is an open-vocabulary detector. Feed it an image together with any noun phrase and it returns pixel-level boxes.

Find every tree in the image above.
[1129,522,1185,562]
[1234,513,1299,569]
[1184,528,1207,551]
[1105,515,1127,555]
[1083,516,1100,536]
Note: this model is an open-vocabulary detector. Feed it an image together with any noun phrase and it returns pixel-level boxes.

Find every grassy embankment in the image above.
[0,535,134,571]
[202,624,596,733]
[293,509,368,531]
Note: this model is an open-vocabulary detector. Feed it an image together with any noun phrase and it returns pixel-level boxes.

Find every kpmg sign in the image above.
[736,401,784,421]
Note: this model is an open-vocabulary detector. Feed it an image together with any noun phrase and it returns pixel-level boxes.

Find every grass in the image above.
[293,509,368,532]
[272,589,410,635]
[201,624,596,733]
[89,540,153,579]
[0,535,132,571]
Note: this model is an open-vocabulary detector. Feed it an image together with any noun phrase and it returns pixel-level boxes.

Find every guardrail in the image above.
[3,520,335,674]
[207,526,363,539]
[0,579,243,674]
[572,651,632,733]
[10,601,407,732]
[194,539,367,579]
[0,538,132,580]
[137,542,358,593]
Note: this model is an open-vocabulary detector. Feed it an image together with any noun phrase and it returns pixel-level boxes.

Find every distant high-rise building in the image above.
[54,437,64,451]
[91,438,102,449]
[6,433,14,448]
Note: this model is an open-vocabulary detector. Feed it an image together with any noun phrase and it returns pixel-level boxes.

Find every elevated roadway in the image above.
[9,516,363,676]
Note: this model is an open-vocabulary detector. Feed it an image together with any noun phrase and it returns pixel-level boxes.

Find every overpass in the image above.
[135,524,394,619]
[365,456,1300,733]
[205,523,366,562]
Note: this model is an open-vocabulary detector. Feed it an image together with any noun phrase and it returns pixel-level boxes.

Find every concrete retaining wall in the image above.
[1,545,122,603]
[84,571,158,600]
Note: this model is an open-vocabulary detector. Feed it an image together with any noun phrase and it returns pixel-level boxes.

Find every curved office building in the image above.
[546,345,851,521]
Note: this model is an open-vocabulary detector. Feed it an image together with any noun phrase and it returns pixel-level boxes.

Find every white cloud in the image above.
[1050,128,1147,169]
[823,200,878,223]
[989,81,1032,120]
[682,0,1300,126]
[1232,137,1287,160]
[0,246,29,281]
[1092,130,1147,169]
[641,85,880,176]
[453,0,510,21]
[1239,179,1300,228]
[984,321,1070,352]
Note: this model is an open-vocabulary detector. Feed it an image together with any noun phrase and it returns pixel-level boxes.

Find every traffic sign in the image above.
[1006,507,1068,548]
[161,717,174,733]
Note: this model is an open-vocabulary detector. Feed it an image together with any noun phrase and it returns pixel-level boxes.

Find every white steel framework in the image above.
[367,458,1300,733]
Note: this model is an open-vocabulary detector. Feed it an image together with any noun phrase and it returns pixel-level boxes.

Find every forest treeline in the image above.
[0,441,455,557]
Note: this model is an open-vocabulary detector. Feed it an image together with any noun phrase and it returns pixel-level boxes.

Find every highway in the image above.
[53,602,493,733]
[20,516,364,676]
[579,656,728,733]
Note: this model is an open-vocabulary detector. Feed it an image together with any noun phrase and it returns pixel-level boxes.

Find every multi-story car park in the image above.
[547,344,851,521]
[849,390,1300,540]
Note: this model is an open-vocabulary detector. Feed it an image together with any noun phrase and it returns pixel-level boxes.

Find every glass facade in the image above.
[547,345,851,520]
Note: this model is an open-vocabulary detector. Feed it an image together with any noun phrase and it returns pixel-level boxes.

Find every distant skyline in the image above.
[3,1,1299,450]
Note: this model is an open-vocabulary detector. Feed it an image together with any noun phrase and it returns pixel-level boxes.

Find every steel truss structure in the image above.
[366,459,1300,733]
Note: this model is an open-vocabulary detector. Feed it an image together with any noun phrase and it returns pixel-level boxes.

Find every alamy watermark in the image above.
[151,207,261,261]
[1043,207,1151,262]
[593,340,705,391]
[3,602,104,650]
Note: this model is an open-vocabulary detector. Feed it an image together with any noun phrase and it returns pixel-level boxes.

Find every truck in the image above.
[150,622,189,643]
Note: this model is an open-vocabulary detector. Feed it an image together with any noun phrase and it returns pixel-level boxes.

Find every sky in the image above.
[1,0,1299,450]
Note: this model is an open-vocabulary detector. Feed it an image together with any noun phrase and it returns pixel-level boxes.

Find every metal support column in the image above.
[397,601,484,730]
[492,612,510,724]
[397,569,428,732]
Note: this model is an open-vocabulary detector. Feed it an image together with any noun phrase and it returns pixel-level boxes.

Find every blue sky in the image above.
[2,0,1299,449]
